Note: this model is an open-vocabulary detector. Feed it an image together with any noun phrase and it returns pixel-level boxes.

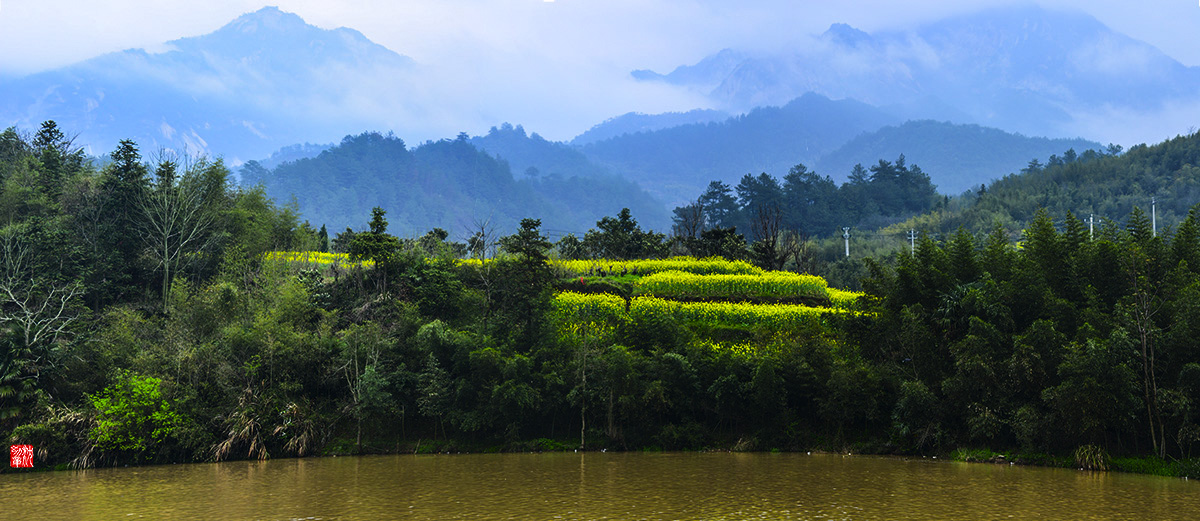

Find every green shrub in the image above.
[89,371,182,459]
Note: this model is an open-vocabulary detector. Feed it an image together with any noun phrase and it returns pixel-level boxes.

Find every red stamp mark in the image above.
[10,445,33,468]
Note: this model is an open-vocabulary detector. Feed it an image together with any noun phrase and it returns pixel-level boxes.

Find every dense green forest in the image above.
[241,131,667,238]
[889,134,1197,237]
[6,121,1200,478]
[672,155,941,240]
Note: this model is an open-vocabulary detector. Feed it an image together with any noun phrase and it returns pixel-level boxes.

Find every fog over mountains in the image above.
[634,6,1200,144]
[0,7,417,163]
[0,4,1190,231]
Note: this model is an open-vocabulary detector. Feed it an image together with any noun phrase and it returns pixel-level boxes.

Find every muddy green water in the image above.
[2,452,1198,520]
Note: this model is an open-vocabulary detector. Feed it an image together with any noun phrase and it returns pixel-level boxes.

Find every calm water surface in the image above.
[2,452,1198,520]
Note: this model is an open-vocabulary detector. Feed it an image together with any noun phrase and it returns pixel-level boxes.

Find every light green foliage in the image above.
[89,372,182,456]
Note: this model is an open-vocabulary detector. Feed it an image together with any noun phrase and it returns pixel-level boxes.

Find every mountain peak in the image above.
[822,23,871,47]
[226,6,310,34]
[229,6,304,30]
[161,6,411,70]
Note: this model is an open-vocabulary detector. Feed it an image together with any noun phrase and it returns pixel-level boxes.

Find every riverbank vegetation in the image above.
[6,122,1200,479]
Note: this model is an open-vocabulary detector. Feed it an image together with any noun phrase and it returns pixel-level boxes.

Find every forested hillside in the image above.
[574,95,1105,207]
[671,156,941,240]
[815,120,1102,194]
[888,132,1199,237]
[242,131,669,237]
[470,123,611,181]
[578,93,898,205]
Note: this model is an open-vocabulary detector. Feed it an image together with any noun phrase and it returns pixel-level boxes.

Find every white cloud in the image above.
[1067,99,1200,148]
[1,0,1198,146]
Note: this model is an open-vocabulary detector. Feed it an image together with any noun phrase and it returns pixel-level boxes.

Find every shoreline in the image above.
[7,440,1198,480]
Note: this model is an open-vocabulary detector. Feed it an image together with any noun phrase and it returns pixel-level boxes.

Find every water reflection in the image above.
[1,452,1197,520]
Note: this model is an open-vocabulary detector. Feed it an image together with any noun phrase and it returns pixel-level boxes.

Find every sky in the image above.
[1,0,1198,143]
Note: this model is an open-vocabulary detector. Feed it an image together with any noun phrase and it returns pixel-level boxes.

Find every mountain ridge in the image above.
[0,6,416,162]
[633,5,1200,143]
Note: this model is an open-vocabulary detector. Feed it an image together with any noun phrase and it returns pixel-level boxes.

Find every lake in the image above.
[2,452,1198,520]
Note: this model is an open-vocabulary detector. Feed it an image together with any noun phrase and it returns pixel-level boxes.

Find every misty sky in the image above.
[2,0,1198,143]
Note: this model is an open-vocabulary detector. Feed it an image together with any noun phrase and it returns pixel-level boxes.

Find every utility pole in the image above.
[842,227,851,257]
[1089,214,1094,241]
[1152,197,1157,237]
[908,229,918,255]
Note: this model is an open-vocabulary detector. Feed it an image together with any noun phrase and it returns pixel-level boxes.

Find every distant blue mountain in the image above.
[814,120,1103,194]
[576,93,899,205]
[569,96,1103,206]
[633,6,1200,142]
[0,6,414,162]
[569,109,731,146]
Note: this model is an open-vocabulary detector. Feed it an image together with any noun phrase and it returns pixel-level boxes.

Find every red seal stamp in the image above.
[10,444,33,468]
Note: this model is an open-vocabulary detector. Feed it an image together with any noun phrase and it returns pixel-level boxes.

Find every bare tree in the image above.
[136,156,219,312]
[0,282,82,352]
[780,229,815,274]
[0,228,82,373]
[672,199,706,240]
[1122,245,1167,457]
[466,216,500,328]
[336,324,387,453]
[749,203,786,270]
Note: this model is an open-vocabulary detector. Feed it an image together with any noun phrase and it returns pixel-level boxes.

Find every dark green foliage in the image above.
[349,207,401,263]
[911,133,1189,237]
[685,227,748,260]
[495,219,555,350]
[697,181,739,229]
[573,208,669,260]
[10,121,1200,471]
[855,202,1200,458]
[675,155,939,241]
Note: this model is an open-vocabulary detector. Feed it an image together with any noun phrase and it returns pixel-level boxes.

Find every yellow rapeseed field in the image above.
[634,270,828,300]
[264,251,374,268]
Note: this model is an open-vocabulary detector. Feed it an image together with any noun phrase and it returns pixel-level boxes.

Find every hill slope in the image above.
[815,121,1102,194]
[470,123,611,181]
[570,109,731,146]
[893,131,1200,236]
[577,93,898,206]
[244,132,668,237]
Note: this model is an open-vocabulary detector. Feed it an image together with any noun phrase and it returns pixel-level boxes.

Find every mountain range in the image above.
[633,6,1200,144]
[0,5,1185,233]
